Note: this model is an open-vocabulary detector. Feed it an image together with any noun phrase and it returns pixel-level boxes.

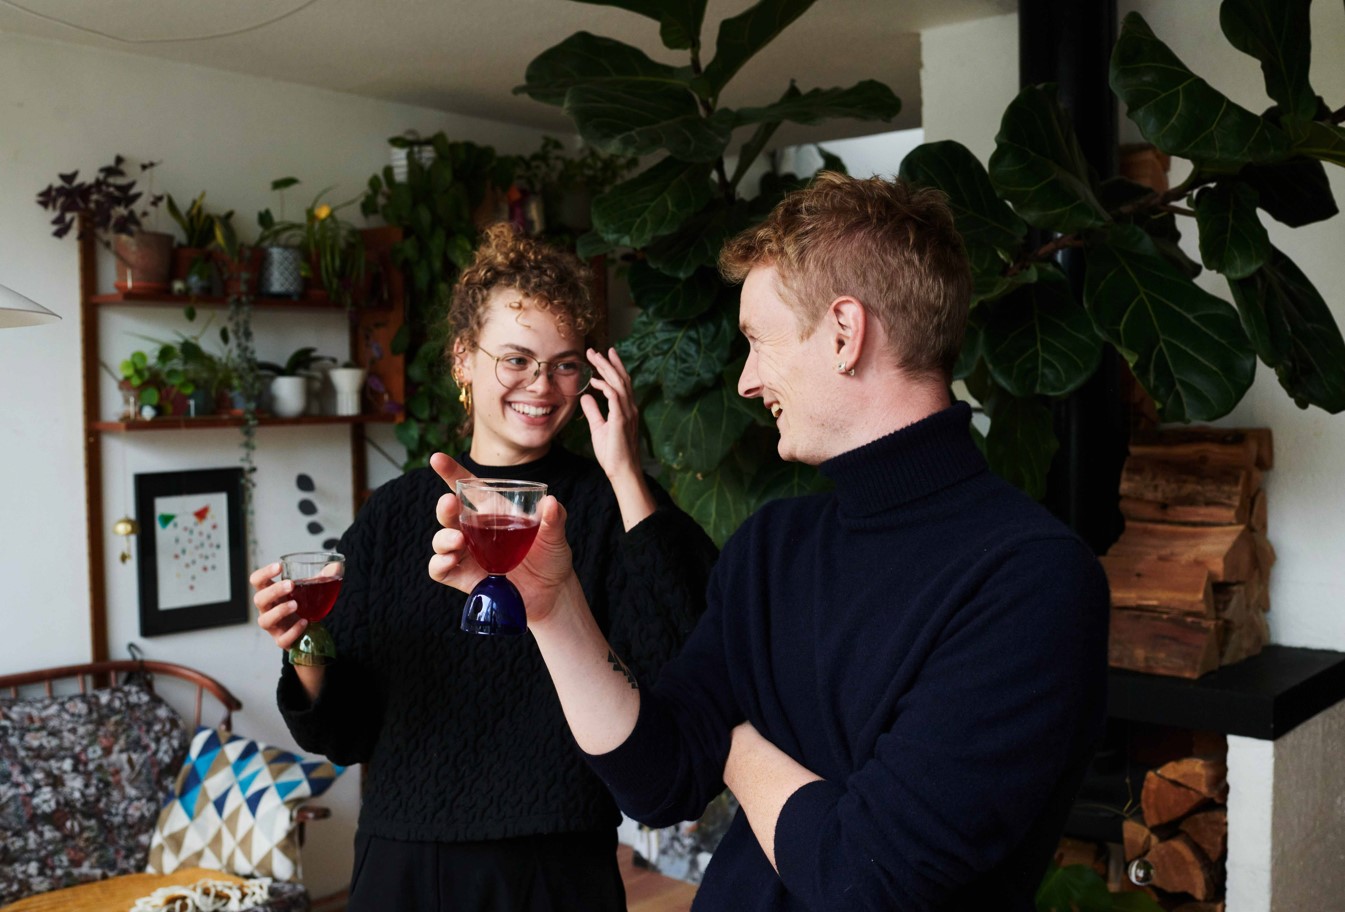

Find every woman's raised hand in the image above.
[428,452,577,624]
[582,347,642,481]
[251,562,307,650]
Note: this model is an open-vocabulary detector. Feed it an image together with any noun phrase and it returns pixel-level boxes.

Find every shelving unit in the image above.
[79,228,404,661]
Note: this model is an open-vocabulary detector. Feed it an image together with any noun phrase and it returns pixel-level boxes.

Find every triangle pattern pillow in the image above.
[146,727,345,880]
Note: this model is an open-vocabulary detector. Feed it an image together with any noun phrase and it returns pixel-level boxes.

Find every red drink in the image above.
[292,575,343,622]
[461,513,539,573]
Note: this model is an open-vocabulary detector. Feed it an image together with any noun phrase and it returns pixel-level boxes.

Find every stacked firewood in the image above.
[1124,753,1229,909]
[1104,427,1275,678]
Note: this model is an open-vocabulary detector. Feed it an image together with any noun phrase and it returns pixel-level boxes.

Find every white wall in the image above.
[0,32,549,896]
[921,1,1345,652]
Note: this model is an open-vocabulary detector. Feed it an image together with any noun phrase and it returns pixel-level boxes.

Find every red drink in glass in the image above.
[461,513,539,573]
[291,575,343,622]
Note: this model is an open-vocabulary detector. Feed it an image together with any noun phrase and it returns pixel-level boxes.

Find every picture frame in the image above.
[134,467,248,636]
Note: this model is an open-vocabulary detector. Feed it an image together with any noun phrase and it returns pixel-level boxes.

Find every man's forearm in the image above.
[528,573,642,755]
[724,722,823,872]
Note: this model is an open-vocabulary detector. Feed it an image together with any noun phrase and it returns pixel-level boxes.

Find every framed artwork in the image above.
[134,468,248,636]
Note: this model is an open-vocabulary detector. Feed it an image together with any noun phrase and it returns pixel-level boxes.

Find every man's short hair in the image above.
[719,172,972,381]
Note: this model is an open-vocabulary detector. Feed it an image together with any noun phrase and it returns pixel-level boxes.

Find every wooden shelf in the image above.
[91,413,397,432]
[90,291,345,310]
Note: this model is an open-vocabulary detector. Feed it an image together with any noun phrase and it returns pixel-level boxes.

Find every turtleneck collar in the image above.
[819,402,986,516]
[457,443,575,483]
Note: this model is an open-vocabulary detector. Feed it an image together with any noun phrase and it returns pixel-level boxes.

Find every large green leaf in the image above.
[515,32,683,106]
[729,83,800,190]
[901,140,1028,256]
[1239,156,1339,227]
[695,0,817,98]
[568,0,707,50]
[1194,182,1270,279]
[732,80,901,127]
[1084,224,1256,422]
[591,157,714,248]
[617,305,736,398]
[1219,0,1316,120]
[627,261,721,319]
[671,459,754,547]
[981,267,1103,398]
[1283,116,1345,167]
[565,82,734,162]
[984,392,1058,500]
[645,200,755,278]
[646,383,754,472]
[1229,246,1345,412]
[1111,12,1290,166]
[1037,864,1163,912]
[988,85,1110,233]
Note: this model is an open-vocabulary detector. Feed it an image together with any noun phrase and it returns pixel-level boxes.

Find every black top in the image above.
[586,403,1111,911]
[277,444,717,844]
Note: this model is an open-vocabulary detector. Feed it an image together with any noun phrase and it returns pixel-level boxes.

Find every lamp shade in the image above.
[0,283,60,328]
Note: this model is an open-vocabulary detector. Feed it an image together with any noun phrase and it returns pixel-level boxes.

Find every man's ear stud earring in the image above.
[836,361,855,377]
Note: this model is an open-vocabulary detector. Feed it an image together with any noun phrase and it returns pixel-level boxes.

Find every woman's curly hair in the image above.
[447,222,599,358]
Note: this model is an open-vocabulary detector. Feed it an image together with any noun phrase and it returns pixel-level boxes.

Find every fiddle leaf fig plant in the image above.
[518,0,902,545]
[898,4,1345,498]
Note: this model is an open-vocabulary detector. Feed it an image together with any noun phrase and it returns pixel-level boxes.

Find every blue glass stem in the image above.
[460,574,527,636]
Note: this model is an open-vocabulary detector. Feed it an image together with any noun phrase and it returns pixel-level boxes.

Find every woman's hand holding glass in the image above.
[429,453,578,629]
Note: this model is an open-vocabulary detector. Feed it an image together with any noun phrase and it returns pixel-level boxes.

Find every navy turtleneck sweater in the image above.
[586,403,1110,911]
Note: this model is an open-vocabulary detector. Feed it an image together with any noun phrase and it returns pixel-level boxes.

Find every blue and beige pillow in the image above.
[147,727,344,881]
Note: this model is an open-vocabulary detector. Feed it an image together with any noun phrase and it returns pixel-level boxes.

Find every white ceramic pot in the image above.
[328,367,367,416]
[269,375,308,418]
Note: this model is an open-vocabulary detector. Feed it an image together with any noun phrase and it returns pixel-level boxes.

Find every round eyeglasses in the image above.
[478,347,593,397]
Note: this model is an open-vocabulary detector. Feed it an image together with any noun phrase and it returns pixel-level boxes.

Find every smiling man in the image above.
[431,173,1110,911]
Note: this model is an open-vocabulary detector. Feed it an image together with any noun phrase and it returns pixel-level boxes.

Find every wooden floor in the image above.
[619,844,699,912]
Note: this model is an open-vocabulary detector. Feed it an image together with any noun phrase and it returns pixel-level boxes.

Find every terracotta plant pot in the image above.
[212,247,264,297]
[113,230,174,293]
[172,246,214,295]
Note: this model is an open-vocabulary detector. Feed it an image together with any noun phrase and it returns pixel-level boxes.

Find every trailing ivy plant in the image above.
[517,0,902,545]
[362,133,517,468]
[896,3,1345,498]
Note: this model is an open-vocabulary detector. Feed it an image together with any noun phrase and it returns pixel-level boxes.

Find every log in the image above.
[1155,757,1227,802]
[1147,833,1216,900]
[1054,837,1107,876]
[1124,817,1156,861]
[1142,770,1212,826]
[1172,903,1225,912]
[1129,426,1273,470]
[1118,457,1259,526]
[1110,609,1223,679]
[1249,487,1267,533]
[1251,531,1277,577]
[1107,523,1256,583]
[1180,808,1228,862]
[1103,554,1214,617]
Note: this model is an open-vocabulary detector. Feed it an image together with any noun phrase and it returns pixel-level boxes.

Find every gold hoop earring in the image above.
[457,382,473,418]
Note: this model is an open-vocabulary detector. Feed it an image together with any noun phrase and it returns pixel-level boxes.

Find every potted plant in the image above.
[256,177,306,298]
[166,191,232,295]
[258,345,325,418]
[517,135,638,235]
[301,188,366,307]
[35,155,172,293]
[210,212,263,298]
[328,361,367,416]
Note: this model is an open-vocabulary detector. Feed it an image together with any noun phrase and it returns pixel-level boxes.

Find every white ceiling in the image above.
[0,0,1017,146]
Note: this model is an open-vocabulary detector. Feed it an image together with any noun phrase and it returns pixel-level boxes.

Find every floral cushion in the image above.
[147,727,344,881]
[0,679,189,905]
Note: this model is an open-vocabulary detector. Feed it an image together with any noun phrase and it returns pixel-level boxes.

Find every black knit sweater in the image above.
[587,403,1110,910]
[277,444,717,843]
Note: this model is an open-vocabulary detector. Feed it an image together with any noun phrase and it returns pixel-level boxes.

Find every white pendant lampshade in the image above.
[0,283,60,328]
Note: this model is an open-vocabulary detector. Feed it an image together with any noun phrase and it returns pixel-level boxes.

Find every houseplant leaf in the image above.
[695,0,817,99]
[901,140,1028,256]
[1194,181,1270,278]
[988,85,1110,233]
[565,81,735,162]
[732,80,901,127]
[984,392,1058,501]
[1219,0,1316,120]
[515,32,683,106]
[645,199,756,278]
[568,0,708,51]
[729,83,801,190]
[981,266,1103,398]
[617,306,735,398]
[1238,156,1339,227]
[591,157,715,248]
[1111,12,1290,167]
[1283,116,1345,167]
[646,382,754,472]
[671,458,754,547]
[1228,246,1345,412]
[627,261,721,319]
[1084,224,1256,422]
